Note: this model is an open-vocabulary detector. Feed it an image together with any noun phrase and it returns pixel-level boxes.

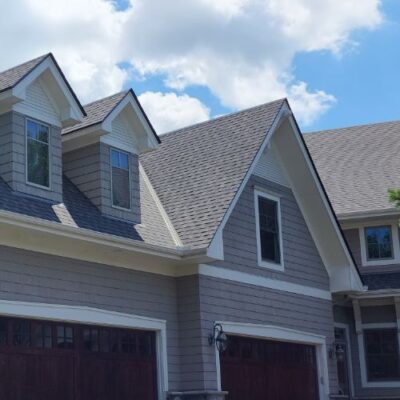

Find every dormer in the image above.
[0,54,85,202]
[62,90,160,224]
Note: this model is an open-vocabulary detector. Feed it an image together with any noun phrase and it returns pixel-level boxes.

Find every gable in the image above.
[207,103,363,293]
[101,112,138,153]
[254,143,289,187]
[13,78,60,126]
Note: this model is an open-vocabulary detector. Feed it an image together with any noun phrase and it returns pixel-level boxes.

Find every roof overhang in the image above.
[338,208,400,224]
[0,209,213,277]
[0,54,85,127]
[62,90,160,154]
[208,101,364,294]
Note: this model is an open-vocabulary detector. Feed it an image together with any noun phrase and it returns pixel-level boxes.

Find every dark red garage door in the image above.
[221,335,320,400]
[0,316,158,400]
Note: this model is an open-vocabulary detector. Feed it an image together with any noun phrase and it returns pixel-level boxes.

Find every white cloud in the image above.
[0,0,383,129]
[138,92,210,133]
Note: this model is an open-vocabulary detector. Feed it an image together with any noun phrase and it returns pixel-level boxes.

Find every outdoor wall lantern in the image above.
[208,323,228,352]
[328,343,345,361]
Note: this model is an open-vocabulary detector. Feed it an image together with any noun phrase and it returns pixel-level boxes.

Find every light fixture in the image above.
[208,323,228,353]
[335,344,345,362]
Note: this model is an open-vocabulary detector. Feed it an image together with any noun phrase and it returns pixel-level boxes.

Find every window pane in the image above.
[13,320,30,346]
[364,329,400,381]
[37,124,49,143]
[27,120,38,139]
[111,149,120,167]
[258,196,280,264]
[0,319,7,345]
[31,322,43,348]
[56,325,74,349]
[83,328,99,352]
[27,138,49,187]
[365,226,393,260]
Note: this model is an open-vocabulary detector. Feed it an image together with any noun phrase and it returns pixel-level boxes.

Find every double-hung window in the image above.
[111,148,131,210]
[364,226,393,260]
[26,119,50,188]
[364,329,400,381]
[255,191,283,270]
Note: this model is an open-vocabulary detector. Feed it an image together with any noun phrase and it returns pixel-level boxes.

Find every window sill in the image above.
[26,181,51,191]
[258,259,284,272]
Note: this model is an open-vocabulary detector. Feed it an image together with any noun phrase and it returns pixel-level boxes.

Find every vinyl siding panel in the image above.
[0,111,62,202]
[215,175,330,290]
[63,142,141,224]
[13,79,60,127]
[0,245,181,391]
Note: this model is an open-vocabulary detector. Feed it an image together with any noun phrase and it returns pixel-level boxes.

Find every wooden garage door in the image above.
[221,335,320,400]
[0,316,158,400]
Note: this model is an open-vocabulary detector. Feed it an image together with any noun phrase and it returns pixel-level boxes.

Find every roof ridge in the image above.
[306,119,400,137]
[161,98,287,138]
[83,90,128,108]
[0,53,50,75]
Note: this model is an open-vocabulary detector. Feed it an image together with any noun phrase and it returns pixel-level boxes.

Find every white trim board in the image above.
[0,299,169,398]
[214,321,330,400]
[198,264,332,300]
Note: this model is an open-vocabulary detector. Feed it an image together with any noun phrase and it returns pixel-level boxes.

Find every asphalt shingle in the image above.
[62,91,127,134]
[0,54,48,93]
[304,121,400,217]
[140,99,285,249]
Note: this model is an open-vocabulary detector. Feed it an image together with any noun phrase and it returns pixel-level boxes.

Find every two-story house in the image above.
[306,125,400,400]
[0,53,364,400]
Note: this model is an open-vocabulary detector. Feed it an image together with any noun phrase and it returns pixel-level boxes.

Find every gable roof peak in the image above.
[162,98,287,138]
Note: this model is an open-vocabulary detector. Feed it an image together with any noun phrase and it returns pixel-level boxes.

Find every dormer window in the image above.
[111,148,131,210]
[26,119,50,188]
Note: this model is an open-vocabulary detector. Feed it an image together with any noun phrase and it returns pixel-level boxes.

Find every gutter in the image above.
[0,209,207,262]
[338,208,400,222]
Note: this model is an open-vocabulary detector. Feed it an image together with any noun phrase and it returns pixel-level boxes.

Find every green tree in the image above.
[388,189,400,208]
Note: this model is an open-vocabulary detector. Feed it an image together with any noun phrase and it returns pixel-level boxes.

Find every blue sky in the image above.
[0,0,394,133]
[121,0,400,132]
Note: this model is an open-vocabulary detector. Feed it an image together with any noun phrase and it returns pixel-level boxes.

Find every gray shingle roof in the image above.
[0,54,48,93]
[0,53,85,116]
[62,91,127,134]
[0,174,175,249]
[140,99,286,249]
[304,121,400,217]
[62,89,160,143]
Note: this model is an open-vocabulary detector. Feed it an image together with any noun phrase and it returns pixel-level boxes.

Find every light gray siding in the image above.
[187,174,337,393]
[0,245,180,390]
[215,175,330,290]
[63,142,141,223]
[0,111,62,202]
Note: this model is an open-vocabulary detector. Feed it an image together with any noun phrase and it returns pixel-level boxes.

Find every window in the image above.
[26,119,50,188]
[364,329,400,381]
[56,325,74,349]
[256,192,282,267]
[365,226,393,260]
[110,148,130,209]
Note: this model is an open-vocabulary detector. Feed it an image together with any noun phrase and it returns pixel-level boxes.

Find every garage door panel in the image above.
[0,317,158,400]
[221,335,319,400]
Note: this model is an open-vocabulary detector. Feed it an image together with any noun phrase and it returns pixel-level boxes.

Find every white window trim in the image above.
[358,221,400,267]
[25,117,52,191]
[353,299,400,388]
[0,299,169,399]
[110,147,132,211]
[214,321,330,400]
[254,189,284,271]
